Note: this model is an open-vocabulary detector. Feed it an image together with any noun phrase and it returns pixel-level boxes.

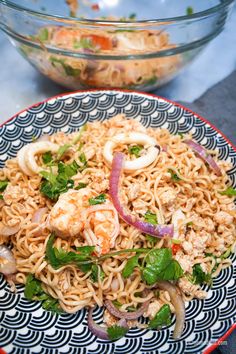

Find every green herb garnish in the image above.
[75,182,88,190]
[89,193,106,205]
[0,180,8,192]
[144,210,158,225]
[73,38,95,50]
[142,248,184,285]
[24,274,62,313]
[107,325,128,341]
[112,300,122,308]
[42,151,53,165]
[128,145,143,158]
[145,77,157,86]
[192,264,212,285]
[178,132,184,139]
[186,6,194,15]
[168,169,181,182]
[46,234,95,270]
[38,28,49,42]
[50,56,80,77]
[145,234,159,245]
[90,264,105,282]
[122,254,139,278]
[57,144,72,160]
[148,304,172,329]
[40,160,80,200]
[219,187,236,196]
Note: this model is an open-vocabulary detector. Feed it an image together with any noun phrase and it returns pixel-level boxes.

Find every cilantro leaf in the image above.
[24,274,62,313]
[168,169,181,181]
[144,210,158,225]
[122,254,139,278]
[219,187,236,196]
[79,152,87,166]
[0,195,3,200]
[192,264,212,285]
[89,193,106,205]
[40,160,80,200]
[148,304,172,329]
[145,234,159,245]
[128,145,143,158]
[107,325,128,341]
[0,180,8,192]
[75,182,88,190]
[57,144,72,160]
[90,264,105,282]
[46,234,94,270]
[142,248,183,285]
[42,151,53,165]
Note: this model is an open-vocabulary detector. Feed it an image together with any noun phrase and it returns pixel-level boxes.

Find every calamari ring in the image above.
[103,132,160,171]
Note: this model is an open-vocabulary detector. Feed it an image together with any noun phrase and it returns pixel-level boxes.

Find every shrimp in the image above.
[82,203,120,256]
[48,189,120,255]
[48,188,95,238]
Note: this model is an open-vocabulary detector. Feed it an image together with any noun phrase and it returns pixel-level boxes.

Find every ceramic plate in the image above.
[0,90,235,354]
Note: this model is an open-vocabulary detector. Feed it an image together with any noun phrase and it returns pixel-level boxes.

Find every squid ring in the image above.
[103,132,160,171]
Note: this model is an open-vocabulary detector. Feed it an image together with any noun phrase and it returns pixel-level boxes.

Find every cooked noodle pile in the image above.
[0,115,235,322]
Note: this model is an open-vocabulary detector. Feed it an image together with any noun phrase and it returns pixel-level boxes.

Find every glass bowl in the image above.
[0,0,234,91]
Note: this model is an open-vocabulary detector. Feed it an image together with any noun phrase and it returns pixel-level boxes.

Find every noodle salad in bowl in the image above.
[0,91,235,353]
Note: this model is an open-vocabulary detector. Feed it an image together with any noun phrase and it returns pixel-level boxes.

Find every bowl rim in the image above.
[0,0,235,24]
[1,88,236,153]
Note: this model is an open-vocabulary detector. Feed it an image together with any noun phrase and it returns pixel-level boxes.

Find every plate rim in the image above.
[0,88,235,354]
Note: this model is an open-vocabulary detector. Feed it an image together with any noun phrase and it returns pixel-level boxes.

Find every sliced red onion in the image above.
[184,139,222,177]
[104,296,151,320]
[0,222,20,236]
[156,280,185,339]
[32,207,48,224]
[0,245,17,275]
[88,307,128,340]
[109,152,173,238]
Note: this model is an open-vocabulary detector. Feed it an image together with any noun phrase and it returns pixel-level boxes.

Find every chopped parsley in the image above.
[57,144,72,160]
[24,274,62,313]
[89,193,106,205]
[168,169,181,182]
[107,325,128,341]
[148,304,172,329]
[219,187,236,196]
[128,145,143,158]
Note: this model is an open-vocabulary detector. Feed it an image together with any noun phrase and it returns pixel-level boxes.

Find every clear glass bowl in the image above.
[0,0,234,91]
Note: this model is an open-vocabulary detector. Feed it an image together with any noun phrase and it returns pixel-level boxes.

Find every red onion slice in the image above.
[32,207,48,224]
[0,222,20,236]
[104,297,151,320]
[0,245,17,275]
[184,139,222,177]
[156,280,185,339]
[109,152,173,238]
[88,307,128,340]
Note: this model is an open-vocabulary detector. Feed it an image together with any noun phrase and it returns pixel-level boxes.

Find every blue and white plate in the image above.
[0,90,235,354]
